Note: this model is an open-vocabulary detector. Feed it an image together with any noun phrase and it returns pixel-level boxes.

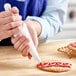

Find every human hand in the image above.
[11,35,32,59]
[11,20,41,59]
[0,7,22,40]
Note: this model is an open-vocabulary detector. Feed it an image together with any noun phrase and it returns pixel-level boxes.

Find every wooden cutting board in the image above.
[0,40,76,76]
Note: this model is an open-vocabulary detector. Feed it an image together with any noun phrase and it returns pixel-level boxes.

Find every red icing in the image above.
[37,62,72,68]
[70,42,76,48]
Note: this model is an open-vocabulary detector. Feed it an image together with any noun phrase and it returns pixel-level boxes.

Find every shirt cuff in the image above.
[26,16,48,43]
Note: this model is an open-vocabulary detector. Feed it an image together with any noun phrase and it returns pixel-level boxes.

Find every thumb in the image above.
[11,7,19,14]
[25,20,38,48]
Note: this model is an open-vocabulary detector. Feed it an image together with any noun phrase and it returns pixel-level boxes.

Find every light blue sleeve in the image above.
[26,0,69,43]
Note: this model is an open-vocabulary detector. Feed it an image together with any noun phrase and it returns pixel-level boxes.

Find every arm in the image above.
[26,0,69,42]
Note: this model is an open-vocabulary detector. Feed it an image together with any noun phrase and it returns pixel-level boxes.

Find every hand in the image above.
[0,7,22,40]
[11,20,41,59]
[12,35,32,59]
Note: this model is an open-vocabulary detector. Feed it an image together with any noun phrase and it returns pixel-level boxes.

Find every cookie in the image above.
[58,42,76,58]
[37,62,72,72]
[68,42,76,51]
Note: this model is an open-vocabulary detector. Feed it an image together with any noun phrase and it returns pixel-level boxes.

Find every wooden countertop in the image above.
[0,40,76,76]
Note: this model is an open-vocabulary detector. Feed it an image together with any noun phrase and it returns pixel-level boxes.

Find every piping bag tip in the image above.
[4,3,11,11]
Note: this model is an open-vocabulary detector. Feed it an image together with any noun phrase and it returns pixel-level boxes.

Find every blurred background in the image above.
[51,0,76,40]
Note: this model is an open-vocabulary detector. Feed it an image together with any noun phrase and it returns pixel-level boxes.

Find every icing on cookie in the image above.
[37,62,72,68]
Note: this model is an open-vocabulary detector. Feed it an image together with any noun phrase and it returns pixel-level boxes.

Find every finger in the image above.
[18,40,29,53]
[11,35,22,44]
[11,7,19,14]
[22,46,30,57]
[8,26,20,36]
[0,11,13,18]
[32,32,38,48]
[0,7,19,18]
[14,36,27,49]
[0,27,20,40]
[30,27,38,48]
[6,21,22,30]
[2,21,23,30]
[0,14,22,25]
[26,23,38,48]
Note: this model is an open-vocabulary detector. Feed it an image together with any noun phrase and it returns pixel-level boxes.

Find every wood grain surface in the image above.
[0,40,76,76]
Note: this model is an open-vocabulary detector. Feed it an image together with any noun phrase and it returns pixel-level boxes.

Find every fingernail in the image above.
[12,7,19,14]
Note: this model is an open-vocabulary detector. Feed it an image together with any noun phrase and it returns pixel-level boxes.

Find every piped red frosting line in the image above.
[37,62,72,68]
[70,42,76,48]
